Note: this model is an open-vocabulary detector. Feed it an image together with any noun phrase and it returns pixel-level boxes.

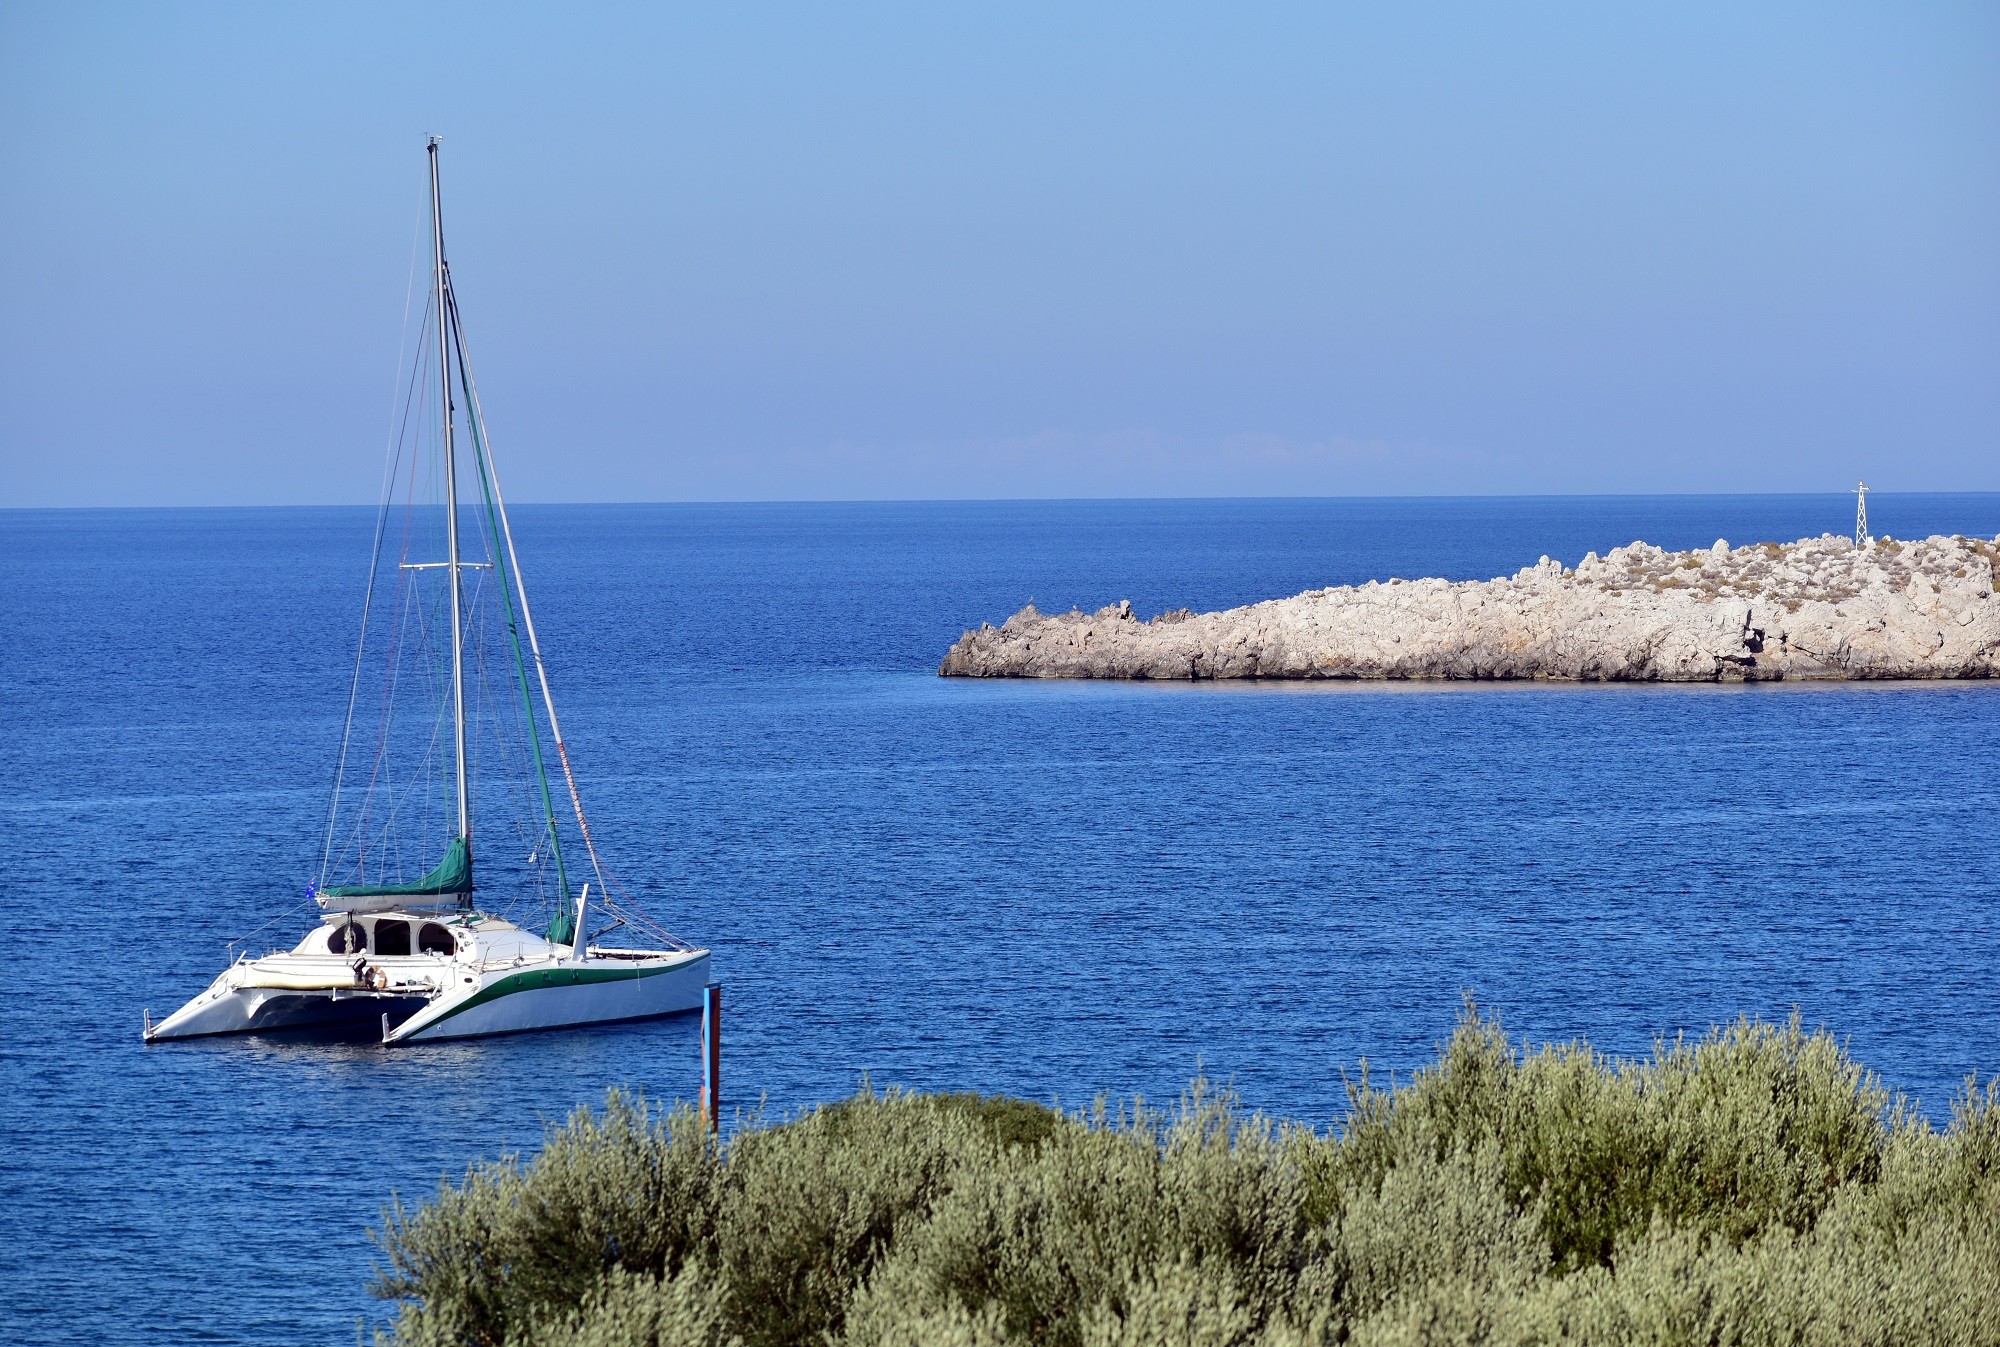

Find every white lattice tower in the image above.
[1855,480,1870,547]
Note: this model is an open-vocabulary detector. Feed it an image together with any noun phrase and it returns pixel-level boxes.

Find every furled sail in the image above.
[322,836,472,899]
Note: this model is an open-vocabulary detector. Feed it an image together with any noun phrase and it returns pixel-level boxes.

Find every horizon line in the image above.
[6,488,1996,513]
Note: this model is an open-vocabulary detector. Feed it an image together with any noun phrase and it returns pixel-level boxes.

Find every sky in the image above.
[1,2,1995,505]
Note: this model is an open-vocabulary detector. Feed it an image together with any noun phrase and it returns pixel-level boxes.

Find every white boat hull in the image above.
[147,924,712,1045]
[388,949,711,1042]
[147,984,426,1039]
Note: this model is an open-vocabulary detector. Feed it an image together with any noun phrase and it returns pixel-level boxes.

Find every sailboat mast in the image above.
[429,137,471,845]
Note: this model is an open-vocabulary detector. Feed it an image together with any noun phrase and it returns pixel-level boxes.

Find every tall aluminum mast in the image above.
[429,137,471,844]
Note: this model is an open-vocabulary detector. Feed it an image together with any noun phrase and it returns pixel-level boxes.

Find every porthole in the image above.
[327,922,367,955]
[417,923,455,955]
[373,919,412,957]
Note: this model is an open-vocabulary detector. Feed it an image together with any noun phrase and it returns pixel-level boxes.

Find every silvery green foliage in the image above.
[375,1093,721,1347]
[528,1263,728,1347]
[373,1013,2000,1347]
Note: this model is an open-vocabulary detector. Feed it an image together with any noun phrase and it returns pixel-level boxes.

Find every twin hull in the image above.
[148,949,711,1044]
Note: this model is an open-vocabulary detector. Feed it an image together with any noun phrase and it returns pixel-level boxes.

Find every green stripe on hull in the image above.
[412,957,701,1036]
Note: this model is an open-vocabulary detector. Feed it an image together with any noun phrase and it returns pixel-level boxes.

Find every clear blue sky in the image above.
[2,2,1994,505]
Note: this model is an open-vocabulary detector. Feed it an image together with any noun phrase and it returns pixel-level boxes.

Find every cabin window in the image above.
[327,922,367,955]
[418,923,456,955]
[374,920,412,957]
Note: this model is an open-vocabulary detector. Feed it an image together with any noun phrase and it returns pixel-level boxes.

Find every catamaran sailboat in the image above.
[147,141,710,1044]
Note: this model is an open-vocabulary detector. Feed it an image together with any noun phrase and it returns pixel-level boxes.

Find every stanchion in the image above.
[699,982,722,1132]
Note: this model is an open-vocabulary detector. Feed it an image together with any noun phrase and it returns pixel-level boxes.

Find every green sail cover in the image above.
[323,836,473,899]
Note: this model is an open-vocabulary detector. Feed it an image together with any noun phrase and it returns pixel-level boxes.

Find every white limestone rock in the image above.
[938,534,2000,682]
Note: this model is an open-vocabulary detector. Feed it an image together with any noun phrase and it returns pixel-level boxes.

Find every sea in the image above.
[4,494,1999,1345]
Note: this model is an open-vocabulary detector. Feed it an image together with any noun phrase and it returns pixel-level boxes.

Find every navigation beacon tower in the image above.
[1855,480,1870,547]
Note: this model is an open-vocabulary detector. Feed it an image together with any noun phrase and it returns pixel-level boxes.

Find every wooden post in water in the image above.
[700,982,722,1132]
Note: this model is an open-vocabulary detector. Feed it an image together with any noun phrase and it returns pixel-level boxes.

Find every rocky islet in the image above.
[939,533,2000,681]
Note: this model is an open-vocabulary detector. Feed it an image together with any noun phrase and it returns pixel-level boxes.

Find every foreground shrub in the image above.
[372,1013,2000,1347]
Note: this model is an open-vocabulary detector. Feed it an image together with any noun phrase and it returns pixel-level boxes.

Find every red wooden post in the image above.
[700,982,721,1132]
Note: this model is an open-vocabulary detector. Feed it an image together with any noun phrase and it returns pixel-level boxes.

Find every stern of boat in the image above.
[145,954,440,1042]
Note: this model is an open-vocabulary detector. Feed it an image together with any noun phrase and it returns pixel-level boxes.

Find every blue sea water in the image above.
[4,494,2000,1346]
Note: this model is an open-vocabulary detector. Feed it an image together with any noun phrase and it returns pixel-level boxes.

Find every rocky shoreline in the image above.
[940,533,2000,682]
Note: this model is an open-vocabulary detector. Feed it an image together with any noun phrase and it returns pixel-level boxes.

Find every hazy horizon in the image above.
[9,489,1998,518]
[4,3,1995,507]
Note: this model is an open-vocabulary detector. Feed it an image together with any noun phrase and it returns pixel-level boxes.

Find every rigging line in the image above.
[372,591,453,884]
[359,546,445,881]
[360,547,427,857]
[428,140,472,851]
[352,414,429,875]
[224,894,319,948]
[319,440,393,880]
[444,280,575,916]
[463,564,543,877]
[342,307,437,876]
[371,345,450,850]
[467,597,546,919]
[320,212,434,886]
[419,566,455,846]
[443,279,616,907]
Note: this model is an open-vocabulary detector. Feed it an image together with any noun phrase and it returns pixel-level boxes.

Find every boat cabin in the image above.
[301,914,465,958]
